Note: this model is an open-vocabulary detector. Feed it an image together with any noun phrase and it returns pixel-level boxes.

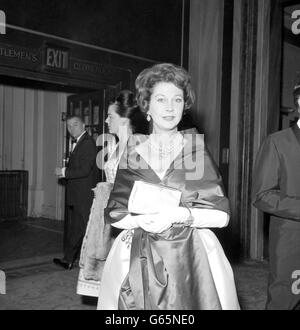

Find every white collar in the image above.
[75,131,86,143]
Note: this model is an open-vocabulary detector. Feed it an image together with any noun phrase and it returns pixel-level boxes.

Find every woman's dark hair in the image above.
[135,63,195,113]
[110,90,149,134]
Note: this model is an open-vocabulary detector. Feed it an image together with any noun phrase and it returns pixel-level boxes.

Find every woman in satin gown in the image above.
[97,63,240,310]
[76,90,148,297]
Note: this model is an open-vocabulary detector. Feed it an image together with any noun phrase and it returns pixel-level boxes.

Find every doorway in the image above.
[65,87,119,182]
[0,75,122,221]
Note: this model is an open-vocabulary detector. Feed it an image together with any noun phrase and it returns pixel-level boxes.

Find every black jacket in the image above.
[65,131,99,217]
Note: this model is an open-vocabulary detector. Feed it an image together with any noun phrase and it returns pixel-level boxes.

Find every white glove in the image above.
[135,213,172,233]
[165,207,192,224]
[135,207,191,234]
[112,208,229,231]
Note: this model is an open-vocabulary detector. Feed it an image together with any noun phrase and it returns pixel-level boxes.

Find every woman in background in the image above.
[76,90,148,297]
[97,63,240,310]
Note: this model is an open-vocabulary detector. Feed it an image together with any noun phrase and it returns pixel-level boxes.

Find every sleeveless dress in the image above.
[76,141,119,297]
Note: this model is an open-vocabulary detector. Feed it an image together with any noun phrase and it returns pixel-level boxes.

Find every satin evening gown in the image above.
[97,132,240,310]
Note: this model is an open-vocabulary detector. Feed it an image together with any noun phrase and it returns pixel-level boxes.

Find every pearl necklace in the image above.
[148,138,175,156]
[148,133,184,153]
[147,133,184,173]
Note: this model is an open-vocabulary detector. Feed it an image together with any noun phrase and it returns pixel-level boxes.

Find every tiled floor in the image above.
[0,218,268,310]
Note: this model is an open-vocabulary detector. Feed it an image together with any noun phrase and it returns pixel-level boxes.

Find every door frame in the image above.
[228,0,282,261]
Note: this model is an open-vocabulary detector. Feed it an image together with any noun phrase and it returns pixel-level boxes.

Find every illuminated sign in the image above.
[0,40,130,85]
[44,43,69,72]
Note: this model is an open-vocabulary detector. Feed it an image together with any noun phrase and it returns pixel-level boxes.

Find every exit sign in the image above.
[43,43,69,72]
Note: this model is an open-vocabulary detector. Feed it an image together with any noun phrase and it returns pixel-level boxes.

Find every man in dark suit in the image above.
[252,84,300,309]
[54,116,99,269]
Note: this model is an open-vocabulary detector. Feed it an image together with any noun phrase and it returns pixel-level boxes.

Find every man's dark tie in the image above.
[70,138,77,154]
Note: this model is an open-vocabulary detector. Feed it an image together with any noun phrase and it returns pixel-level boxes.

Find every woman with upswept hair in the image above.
[76,90,148,298]
[97,63,239,310]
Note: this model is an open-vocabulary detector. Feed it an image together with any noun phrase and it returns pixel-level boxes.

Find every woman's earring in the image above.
[147,114,151,122]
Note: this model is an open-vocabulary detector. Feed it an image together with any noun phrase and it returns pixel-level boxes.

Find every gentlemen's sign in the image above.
[44,44,69,72]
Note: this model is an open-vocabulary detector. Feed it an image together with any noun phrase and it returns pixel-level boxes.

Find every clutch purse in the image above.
[128,181,182,214]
